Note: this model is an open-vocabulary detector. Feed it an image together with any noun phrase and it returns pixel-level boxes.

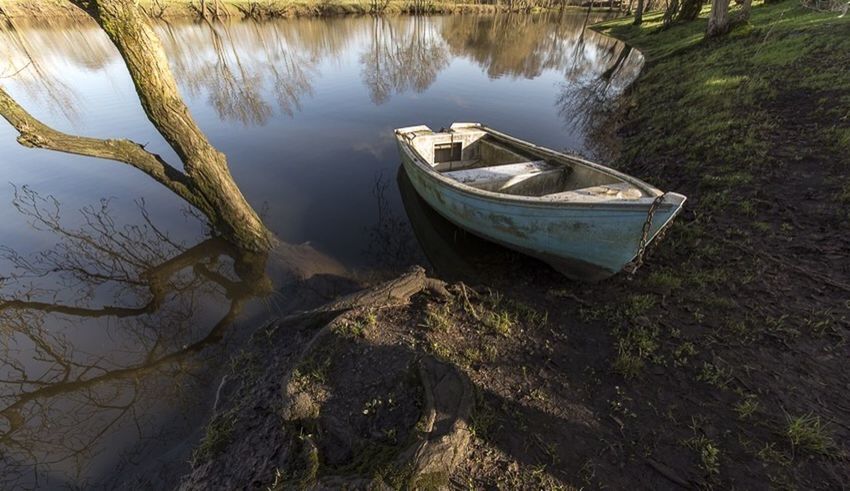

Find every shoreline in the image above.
[0,0,618,20]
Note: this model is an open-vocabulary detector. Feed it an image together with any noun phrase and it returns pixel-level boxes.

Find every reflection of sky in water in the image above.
[0,14,642,267]
[0,13,641,488]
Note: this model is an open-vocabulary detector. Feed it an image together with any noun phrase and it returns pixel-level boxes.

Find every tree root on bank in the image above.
[273,266,472,489]
[275,266,450,329]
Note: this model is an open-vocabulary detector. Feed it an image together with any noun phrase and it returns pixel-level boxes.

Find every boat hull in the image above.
[398,147,684,281]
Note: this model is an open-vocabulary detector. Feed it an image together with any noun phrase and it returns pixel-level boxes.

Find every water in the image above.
[0,12,641,488]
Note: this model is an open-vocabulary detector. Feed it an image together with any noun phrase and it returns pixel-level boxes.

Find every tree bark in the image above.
[677,0,702,21]
[57,0,271,251]
[737,0,752,21]
[0,88,204,209]
[706,0,730,37]
[634,0,645,24]
[662,0,680,27]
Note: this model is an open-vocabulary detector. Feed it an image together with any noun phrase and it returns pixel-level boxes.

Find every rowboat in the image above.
[394,122,686,280]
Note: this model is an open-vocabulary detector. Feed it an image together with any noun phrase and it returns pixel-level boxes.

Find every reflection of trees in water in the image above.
[360,17,449,105]
[439,12,643,158]
[2,13,640,124]
[0,18,95,121]
[157,20,319,125]
[557,42,643,159]
[0,187,273,488]
[0,4,349,486]
[440,12,620,79]
[363,172,420,273]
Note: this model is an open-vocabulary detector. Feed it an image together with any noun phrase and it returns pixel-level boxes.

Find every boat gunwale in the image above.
[395,123,686,211]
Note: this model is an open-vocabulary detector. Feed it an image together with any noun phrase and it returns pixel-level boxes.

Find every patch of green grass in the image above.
[756,442,792,467]
[333,310,377,338]
[697,361,733,388]
[803,308,841,336]
[292,350,333,386]
[689,268,730,288]
[482,343,498,362]
[334,318,366,338]
[646,269,683,290]
[785,413,837,455]
[191,408,238,464]
[624,294,657,318]
[578,303,618,322]
[423,303,453,332]
[725,318,760,343]
[765,314,800,338]
[507,299,548,329]
[753,221,772,233]
[685,435,721,477]
[429,340,453,361]
[613,324,660,378]
[483,310,515,336]
[469,396,498,441]
[734,394,760,419]
[673,341,698,366]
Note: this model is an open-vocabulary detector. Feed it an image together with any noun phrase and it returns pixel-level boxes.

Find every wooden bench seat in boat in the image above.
[443,161,565,194]
[443,163,643,201]
[542,182,644,202]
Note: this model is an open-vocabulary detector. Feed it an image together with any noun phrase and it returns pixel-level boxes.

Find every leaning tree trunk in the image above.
[72,0,270,251]
[634,0,645,24]
[706,0,730,37]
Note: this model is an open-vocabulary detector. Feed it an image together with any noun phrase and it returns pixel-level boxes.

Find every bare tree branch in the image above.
[0,87,208,214]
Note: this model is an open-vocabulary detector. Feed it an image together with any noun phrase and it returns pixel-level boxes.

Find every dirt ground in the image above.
[174,238,849,489]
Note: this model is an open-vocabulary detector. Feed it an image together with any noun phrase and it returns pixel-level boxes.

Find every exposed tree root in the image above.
[273,266,471,489]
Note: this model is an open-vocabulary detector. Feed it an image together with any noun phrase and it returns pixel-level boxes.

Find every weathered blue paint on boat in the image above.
[395,123,686,280]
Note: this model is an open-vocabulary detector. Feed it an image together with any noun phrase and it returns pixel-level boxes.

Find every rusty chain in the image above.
[624,193,667,276]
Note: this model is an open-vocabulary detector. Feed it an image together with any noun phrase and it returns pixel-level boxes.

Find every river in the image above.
[0,11,641,489]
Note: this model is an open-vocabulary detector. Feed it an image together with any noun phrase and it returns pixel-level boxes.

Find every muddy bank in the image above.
[172,267,630,489]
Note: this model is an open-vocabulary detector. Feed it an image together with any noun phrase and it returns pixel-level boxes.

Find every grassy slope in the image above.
[556,2,850,487]
[595,1,850,196]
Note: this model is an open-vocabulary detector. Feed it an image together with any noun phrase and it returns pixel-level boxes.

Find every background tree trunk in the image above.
[70,0,271,251]
[677,0,702,21]
[634,0,645,24]
[738,0,753,21]
[706,0,730,36]
[662,0,680,27]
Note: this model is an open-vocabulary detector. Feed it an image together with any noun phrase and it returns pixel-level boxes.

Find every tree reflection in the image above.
[363,172,421,274]
[157,19,318,124]
[0,186,275,488]
[360,17,448,105]
[0,5,346,487]
[557,41,643,159]
[442,13,572,79]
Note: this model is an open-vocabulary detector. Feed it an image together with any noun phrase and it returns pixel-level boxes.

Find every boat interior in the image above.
[402,126,648,201]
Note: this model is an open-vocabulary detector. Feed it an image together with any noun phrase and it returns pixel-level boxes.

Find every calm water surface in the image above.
[0,12,641,488]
